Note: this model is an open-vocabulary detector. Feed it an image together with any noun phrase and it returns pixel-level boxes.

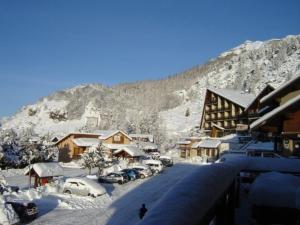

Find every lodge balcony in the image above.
[137,157,300,225]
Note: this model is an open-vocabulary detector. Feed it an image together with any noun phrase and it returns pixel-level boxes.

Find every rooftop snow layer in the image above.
[72,138,100,147]
[114,146,145,157]
[95,130,132,141]
[208,87,255,108]
[192,139,221,149]
[24,162,63,177]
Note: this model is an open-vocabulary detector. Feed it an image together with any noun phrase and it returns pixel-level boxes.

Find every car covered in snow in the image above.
[6,199,38,222]
[143,160,164,173]
[129,165,153,179]
[98,172,129,184]
[63,177,106,197]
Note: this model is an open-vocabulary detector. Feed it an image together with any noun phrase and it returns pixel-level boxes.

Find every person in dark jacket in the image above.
[139,204,148,219]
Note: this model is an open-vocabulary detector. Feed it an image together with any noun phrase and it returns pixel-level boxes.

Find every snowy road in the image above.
[25,163,201,225]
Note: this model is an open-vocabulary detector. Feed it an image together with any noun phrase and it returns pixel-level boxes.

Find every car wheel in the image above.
[140,174,145,179]
[64,190,72,194]
[118,180,123,185]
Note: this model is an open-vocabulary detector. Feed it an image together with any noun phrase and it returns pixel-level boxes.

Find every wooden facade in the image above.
[250,74,300,156]
[56,130,133,162]
[200,89,253,137]
[245,84,275,125]
[101,131,131,145]
[178,137,202,158]
[56,133,100,162]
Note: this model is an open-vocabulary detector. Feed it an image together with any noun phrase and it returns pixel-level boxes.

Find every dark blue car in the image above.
[121,169,139,180]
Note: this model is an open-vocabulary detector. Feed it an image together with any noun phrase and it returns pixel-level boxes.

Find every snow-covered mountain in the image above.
[1,35,300,146]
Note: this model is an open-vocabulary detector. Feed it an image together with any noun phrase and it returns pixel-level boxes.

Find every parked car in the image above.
[148,152,160,159]
[63,177,106,197]
[121,169,139,180]
[6,199,38,222]
[143,160,164,173]
[159,156,173,167]
[130,165,153,179]
[98,172,129,184]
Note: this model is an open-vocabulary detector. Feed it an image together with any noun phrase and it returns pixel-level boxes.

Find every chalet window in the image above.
[114,134,121,142]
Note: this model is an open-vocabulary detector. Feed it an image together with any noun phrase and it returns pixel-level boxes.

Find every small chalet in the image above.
[191,139,222,159]
[55,133,100,162]
[113,146,145,162]
[97,130,133,157]
[55,130,132,162]
[200,88,255,137]
[250,73,300,156]
[24,162,63,188]
[178,137,202,158]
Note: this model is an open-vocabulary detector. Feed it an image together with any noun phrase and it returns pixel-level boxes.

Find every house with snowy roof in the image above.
[191,139,222,159]
[250,73,300,156]
[200,87,255,137]
[55,130,133,162]
[113,146,145,162]
[177,137,203,158]
[24,162,63,188]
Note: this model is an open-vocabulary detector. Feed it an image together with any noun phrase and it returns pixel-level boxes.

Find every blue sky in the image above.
[0,0,300,118]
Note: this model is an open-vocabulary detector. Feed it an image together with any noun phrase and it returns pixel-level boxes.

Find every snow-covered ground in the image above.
[1,160,203,225]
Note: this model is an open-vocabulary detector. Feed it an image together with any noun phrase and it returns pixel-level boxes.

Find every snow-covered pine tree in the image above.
[81,143,107,175]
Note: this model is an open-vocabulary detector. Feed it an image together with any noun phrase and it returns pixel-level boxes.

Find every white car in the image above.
[143,160,164,173]
[63,177,106,197]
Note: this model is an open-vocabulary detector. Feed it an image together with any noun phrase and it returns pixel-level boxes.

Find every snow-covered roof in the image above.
[250,94,300,130]
[103,143,129,150]
[177,140,191,145]
[260,73,300,104]
[192,139,221,149]
[72,138,100,147]
[24,162,63,177]
[129,134,154,142]
[208,87,255,108]
[95,130,132,141]
[114,146,145,157]
[55,132,100,144]
[245,142,274,151]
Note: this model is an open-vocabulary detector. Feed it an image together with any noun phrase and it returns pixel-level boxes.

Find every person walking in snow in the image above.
[139,203,147,219]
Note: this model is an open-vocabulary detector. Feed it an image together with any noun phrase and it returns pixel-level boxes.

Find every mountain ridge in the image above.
[1,34,300,148]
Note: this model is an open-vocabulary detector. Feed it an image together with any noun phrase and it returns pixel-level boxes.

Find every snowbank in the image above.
[0,196,19,225]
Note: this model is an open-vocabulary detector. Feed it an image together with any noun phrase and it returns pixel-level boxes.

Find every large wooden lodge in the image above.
[180,74,300,159]
[200,88,255,138]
